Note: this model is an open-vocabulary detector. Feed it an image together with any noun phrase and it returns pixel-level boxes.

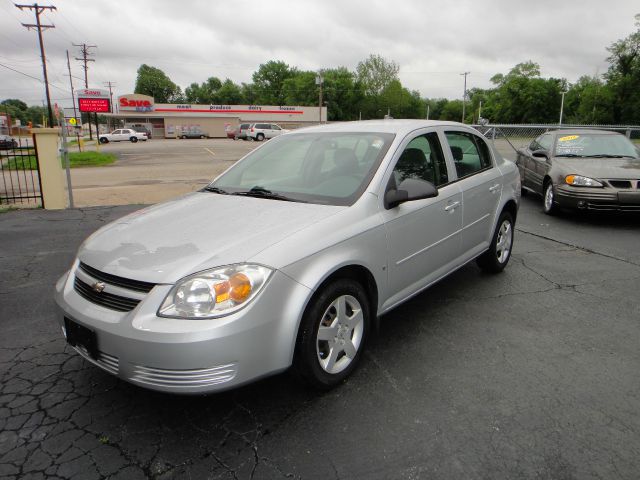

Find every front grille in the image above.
[608,180,632,189]
[131,363,238,389]
[74,277,141,312]
[73,345,119,375]
[79,262,155,293]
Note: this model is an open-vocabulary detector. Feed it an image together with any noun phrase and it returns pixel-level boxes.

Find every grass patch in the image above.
[67,151,116,167]
[2,151,116,170]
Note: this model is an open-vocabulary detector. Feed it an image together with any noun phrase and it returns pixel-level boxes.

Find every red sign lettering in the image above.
[119,98,152,108]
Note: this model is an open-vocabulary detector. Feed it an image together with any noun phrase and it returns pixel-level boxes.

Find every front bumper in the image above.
[54,264,312,394]
[555,185,640,212]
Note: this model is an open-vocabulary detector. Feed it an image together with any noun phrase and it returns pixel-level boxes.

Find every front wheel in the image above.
[130,137,138,143]
[543,182,557,215]
[293,279,370,390]
[477,211,514,273]
[99,137,108,144]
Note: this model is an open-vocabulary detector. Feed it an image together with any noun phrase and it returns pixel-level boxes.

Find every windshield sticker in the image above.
[558,135,579,142]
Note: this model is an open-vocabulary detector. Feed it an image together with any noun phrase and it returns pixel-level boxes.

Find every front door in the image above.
[381,131,462,308]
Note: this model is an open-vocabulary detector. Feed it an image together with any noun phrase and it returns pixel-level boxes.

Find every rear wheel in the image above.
[293,279,370,389]
[200,135,205,139]
[130,137,138,143]
[99,137,108,144]
[477,211,514,273]
[256,133,265,141]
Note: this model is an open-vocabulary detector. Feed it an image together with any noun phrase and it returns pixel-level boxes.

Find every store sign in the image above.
[77,89,111,113]
[118,94,155,112]
[78,98,111,113]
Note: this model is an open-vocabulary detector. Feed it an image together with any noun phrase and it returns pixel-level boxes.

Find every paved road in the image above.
[1,195,639,479]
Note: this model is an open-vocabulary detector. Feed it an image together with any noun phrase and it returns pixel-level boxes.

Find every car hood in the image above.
[78,192,343,284]
[554,157,640,179]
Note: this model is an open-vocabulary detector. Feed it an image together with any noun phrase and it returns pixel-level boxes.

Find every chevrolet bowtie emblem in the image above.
[92,281,106,293]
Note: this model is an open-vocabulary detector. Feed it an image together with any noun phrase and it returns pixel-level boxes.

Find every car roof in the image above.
[549,128,621,136]
[290,119,473,136]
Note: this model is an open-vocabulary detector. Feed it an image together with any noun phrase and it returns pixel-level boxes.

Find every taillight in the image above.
[251,127,254,132]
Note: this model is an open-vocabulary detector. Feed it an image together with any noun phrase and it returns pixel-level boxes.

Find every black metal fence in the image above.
[0,135,43,206]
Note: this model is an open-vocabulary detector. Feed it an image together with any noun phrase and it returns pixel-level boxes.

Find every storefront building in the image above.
[108,94,327,138]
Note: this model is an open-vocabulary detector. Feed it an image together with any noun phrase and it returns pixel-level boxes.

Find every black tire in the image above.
[542,181,557,215]
[520,187,528,196]
[99,137,108,144]
[256,133,265,141]
[293,279,370,390]
[130,137,138,143]
[476,211,514,273]
[200,135,205,139]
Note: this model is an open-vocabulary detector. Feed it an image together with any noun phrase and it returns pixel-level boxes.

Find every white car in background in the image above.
[99,128,148,144]
[247,123,289,141]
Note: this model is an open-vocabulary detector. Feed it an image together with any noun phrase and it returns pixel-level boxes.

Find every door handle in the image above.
[444,201,460,212]
[489,184,501,193]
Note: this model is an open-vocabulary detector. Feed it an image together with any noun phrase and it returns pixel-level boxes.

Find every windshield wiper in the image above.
[202,186,229,194]
[555,153,585,157]
[232,186,305,202]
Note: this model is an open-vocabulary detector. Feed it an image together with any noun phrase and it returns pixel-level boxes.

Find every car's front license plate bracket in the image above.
[64,317,99,360]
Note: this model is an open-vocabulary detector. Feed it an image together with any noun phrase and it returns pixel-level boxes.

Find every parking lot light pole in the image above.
[559,91,568,125]
[316,73,323,124]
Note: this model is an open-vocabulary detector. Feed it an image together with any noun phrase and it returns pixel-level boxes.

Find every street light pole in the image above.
[460,71,470,123]
[559,91,568,125]
[316,72,323,124]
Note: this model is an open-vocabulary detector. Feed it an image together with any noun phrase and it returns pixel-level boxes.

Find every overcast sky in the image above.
[0,0,638,109]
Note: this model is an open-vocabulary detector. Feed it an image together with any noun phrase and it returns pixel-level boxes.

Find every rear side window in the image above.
[445,131,492,178]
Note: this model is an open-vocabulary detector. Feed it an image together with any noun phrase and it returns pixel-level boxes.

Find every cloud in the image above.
[0,0,637,108]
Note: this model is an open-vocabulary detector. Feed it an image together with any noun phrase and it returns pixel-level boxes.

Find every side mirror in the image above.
[385,178,438,209]
[531,149,549,160]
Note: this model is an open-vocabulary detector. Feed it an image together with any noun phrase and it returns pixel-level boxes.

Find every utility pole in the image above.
[460,71,470,124]
[65,50,82,152]
[103,81,116,129]
[74,43,96,139]
[15,3,56,128]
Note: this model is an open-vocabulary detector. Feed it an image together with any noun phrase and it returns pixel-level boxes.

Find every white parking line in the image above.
[204,148,216,156]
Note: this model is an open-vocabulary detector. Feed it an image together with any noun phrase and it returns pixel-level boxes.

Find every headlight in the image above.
[565,175,603,187]
[158,264,273,319]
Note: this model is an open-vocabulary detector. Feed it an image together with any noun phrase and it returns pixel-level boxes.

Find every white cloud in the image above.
[0,0,637,108]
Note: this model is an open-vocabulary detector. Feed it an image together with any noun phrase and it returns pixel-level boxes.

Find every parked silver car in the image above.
[55,120,520,393]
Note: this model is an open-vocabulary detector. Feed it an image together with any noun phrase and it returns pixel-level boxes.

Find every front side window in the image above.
[211,132,395,206]
[445,131,492,178]
[271,125,281,131]
[392,133,449,187]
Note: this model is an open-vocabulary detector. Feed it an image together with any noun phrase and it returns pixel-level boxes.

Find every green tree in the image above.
[356,54,399,96]
[215,79,244,104]
[134,64,182,103]
[564,76,614,124]
[440,100,464,121]
[321,67,365,121]
[252,61,298,105]
[604,14,640,123]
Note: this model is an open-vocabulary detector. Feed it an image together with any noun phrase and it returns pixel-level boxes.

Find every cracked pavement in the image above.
[1,197,639,479]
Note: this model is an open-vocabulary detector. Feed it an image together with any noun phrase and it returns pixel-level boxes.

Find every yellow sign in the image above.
[558,135,579,142]
[69,118,77,126]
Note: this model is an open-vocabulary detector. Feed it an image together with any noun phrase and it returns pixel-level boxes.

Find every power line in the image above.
[73,42,96,138]
[14,2,57,127]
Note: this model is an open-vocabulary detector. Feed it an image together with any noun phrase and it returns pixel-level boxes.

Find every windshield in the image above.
[208,132,395,206]
[554,133,638,158]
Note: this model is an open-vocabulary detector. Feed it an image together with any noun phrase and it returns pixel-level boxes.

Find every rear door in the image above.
[443,130,502,259]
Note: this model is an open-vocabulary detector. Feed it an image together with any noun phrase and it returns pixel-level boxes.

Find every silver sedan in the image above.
[55,120,520,393]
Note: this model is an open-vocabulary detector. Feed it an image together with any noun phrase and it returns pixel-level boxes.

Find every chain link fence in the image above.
[472,124,640,161]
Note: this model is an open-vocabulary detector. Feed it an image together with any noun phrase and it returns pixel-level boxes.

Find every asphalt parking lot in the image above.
[68,139,259,207]
[1,194,639,479]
